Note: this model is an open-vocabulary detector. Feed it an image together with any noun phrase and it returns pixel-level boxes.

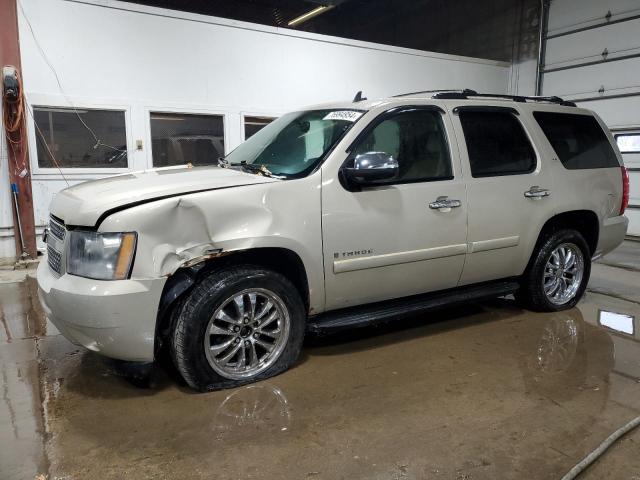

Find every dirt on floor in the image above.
[1,244,639,480]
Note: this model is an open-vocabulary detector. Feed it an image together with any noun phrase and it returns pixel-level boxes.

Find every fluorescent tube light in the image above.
[287,5,334,26]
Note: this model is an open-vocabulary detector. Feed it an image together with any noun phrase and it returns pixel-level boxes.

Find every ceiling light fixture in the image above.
[287,5,334,27]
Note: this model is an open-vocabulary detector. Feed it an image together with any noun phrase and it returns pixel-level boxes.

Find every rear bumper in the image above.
[36,260,166,362]
[594,215,629,259]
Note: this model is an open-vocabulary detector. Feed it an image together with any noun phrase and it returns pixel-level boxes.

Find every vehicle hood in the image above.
[50,165,279,227]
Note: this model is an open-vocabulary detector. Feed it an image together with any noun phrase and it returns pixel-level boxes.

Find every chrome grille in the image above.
[47,245,62,275]
[49,215,66,241]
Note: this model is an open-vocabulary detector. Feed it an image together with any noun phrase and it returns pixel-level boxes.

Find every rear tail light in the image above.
[620,165,629,215]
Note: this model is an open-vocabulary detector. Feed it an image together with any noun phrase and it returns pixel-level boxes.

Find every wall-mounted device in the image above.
[2,65,20,100]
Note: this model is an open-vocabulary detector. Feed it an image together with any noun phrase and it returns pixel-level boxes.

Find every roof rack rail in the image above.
[392,89,471,98]
[525,95,577,107]
[429,89,479,99]
[430,90,576,107]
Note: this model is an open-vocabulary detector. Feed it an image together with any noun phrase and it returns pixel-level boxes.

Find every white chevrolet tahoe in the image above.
[37,90,629,391]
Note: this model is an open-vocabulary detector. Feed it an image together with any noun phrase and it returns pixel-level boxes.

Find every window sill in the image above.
[31,168,133,179]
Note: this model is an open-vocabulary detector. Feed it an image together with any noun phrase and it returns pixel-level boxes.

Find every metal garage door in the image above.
[539,0,640,236]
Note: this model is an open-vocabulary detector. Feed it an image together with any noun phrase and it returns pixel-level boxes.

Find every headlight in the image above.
[67,231,137,280]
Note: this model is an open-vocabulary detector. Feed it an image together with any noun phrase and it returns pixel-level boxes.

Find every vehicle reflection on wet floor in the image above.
[1,272,639,479]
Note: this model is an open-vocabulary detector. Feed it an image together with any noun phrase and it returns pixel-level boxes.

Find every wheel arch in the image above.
[525,210,599,274]
[154,247,310,355]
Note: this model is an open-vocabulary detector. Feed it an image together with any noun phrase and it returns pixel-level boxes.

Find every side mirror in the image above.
[342,151,399,185]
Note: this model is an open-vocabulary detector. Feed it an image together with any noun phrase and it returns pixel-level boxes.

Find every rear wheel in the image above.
[516,229,591,312]
[171,265,305,391]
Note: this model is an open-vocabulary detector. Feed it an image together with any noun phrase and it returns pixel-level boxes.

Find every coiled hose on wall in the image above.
[2,66,26,157]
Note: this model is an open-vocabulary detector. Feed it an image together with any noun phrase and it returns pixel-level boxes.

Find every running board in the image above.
[307,280,520,334]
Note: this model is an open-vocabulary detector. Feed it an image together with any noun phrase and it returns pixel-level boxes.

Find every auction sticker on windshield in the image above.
[323,111,363,122]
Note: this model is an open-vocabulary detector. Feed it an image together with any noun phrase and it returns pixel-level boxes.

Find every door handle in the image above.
[524,186,550,199]
[429,196,462,211]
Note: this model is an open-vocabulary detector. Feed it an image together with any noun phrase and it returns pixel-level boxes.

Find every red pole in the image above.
[1,0,37,259]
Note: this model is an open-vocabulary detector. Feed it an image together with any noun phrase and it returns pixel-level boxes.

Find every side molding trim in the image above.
[333,244,467,274]
[333,236,520,274]
[468,236,520,253]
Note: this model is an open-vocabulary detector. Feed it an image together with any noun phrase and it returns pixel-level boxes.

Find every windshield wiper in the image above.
[231,161,285,179]
[218,156,229,168]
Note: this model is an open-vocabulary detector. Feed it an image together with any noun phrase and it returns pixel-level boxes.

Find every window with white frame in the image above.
[616,133,640,154]
[150,112,225,167]
[244,115,275,140]
[33,107,128,168]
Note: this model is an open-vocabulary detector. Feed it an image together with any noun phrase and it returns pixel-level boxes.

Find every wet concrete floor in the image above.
[1,249,640,479]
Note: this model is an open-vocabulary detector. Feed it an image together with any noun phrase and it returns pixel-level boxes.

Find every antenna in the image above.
[353,91,367,102]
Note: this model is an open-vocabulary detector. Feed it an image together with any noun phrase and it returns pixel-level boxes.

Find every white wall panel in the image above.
[615,150,640,171]
[621,150,640,231]
[19,0,508,111]
[578,97,640,129]
[626,209,640,236]
[629,171,640,205]
[548,0,640,36]
[543,57,640,98]
[509,58,538,96]
[621,151,640,169]
[0,104,16,261]
[30,179,85,227]
[546,17,640,69]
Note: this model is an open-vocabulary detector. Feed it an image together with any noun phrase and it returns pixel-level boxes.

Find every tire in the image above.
[515,229,591,312]
[171,265,306,392]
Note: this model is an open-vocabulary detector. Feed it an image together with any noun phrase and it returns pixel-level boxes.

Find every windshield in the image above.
[225,109,365,177]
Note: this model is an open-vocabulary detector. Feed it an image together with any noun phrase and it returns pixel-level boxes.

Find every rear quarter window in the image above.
[533,112,619,169]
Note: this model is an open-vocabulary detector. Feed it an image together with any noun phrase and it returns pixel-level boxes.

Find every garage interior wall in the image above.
[129,0,541,66]
[1,0,514,261]
[540,0,640,236]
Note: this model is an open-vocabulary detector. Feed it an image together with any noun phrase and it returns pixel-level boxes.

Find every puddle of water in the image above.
[580,291,640,387]
[0,339,49,479]
[1,280,640,479]
[0,278,52,344]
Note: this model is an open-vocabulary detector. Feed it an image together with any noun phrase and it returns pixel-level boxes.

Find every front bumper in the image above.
[36,260,166,362]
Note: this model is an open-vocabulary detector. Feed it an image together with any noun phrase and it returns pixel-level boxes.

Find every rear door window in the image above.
[458,110,536,177]
[533,112,619,169]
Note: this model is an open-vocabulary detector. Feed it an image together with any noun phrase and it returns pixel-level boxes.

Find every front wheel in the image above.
[171,265,306,391]
[516,229,591,312]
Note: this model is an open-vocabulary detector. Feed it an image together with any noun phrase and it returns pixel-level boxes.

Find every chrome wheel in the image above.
[204,288,290,380]
[543,243,584,305]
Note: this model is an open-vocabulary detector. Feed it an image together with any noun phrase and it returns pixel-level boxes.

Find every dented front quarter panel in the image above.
[99,173,325,313]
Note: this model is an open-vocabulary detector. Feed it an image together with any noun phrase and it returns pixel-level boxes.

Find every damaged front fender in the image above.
[98,176,325,314]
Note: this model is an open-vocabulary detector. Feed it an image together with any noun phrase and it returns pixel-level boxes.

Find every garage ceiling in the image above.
[124,0,540,62]
[126,0,325,28]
